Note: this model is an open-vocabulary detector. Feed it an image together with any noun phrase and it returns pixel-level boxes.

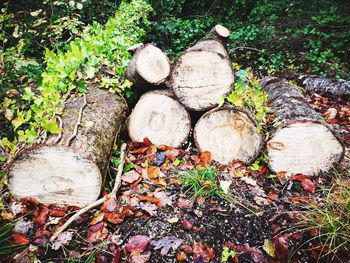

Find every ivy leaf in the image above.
[12,112,25,130]
[42,118,61,134]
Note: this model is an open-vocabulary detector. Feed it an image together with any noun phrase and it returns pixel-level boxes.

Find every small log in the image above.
[8,85,127,207]
[299,75,350,99]
[194,106,262,164]
[261,77,344,176]
[126,43,170,88]
[170,25,234,111]
[127,90,191,147]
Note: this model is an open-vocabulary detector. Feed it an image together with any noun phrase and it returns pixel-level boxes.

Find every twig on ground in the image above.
[66,94,87,147]
[50,143,127,242]
[229,46,266,54]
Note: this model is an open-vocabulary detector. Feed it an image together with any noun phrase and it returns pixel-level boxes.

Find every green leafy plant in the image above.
[0,220,24,256]
[180,166,225,200]
[221,246,236,262]
[219,66,269,132]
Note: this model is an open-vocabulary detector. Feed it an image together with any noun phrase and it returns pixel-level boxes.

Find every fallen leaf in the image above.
[176,251,187,261]
[182,220,193,230]
[177,198,194,209]
[220,180,232,194]
[240,177,257,186]
[262,239,275,257]
[167,217,179,223]
[302,179,316,193]
[126,235,151,252]
[153,191,172,206]
[130,251,151,263]
[87,222,108,243]
[147,166,160,179]
[199,151,211,166]
[253,196,270,206]
[192,243,215,262]
[291,174,307,182]
[235,243,265,262]
[89,212,105,225]
[101,195,117,212]
[52,231,73,250]
[34,206,49,225]
[122,170,141,184]
[138,195,160,204]
[151,236,184,255]
[140,202,158,216]
[12,233,30,245]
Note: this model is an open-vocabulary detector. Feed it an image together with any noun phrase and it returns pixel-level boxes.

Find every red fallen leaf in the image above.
[126,235,151,252]
[277,171,287,179]
[258,166,268,176]
[179,244,193,253]
[291,196,309,203]
[138,195,160,204]
[302,179,316,193]
[89,212,105,225]
[182,220,193,230]
[49,208,66,217]
[87,222,108,243]
[122,170,141,184]
[12,233,30,245]
[235,243,265,262]
[198,151,211,166]
[130,251,151,263]
[130,146,149,154]
[20,197,39,206]
[96,254,108,263]
[105,209,133,224]
[34,206,49,225]
[147,166,160,179]
[268,192,279,201]
[101,195,118,212]
[143,137,153,146]
[291,174,307,182]
[111,247,122,263]
[192,243,215,262]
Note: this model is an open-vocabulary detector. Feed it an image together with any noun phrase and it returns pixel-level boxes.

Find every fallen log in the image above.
[126,43,170,88]
[8,85,127,207]
[127,90,191,147]
[194,105,262,164]
[299,75,350,99]
[170,25,234,111]
[261,77,344,176]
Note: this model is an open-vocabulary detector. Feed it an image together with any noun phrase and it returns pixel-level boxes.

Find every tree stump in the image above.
[261,77,344,176]
[126,43,170,88]
[170,25,234,111]
[8,85,127,207]
[194,106,262,164]
[127,90,191,147]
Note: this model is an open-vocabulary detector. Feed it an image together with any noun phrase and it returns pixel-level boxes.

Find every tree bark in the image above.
[194,105,262,164]
[8,84,127,207]
[127,90,191,147]
[261,77,344,176]
[170,25,234,111]
[298,75,350,99]
[126,43,170,88]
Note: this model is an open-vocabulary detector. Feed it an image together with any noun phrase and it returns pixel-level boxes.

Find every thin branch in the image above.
[229,46,266,54]
[50,143,127,242]
[66,94,87,147]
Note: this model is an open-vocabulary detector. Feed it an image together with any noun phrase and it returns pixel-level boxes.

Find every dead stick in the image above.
[66,94,87,147]
[50,143,127,241]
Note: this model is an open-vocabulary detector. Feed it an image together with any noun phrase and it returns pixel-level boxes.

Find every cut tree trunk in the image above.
[8,85,127,207]
[299,75,350,99]
[261,77,344,176]
[170,25,234,111]
[126,43,170,88]
[194,105,262,164]
[127,90,191,147]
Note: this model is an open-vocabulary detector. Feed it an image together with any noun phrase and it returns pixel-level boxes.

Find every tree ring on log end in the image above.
[194,108,262,164]
[171,50,234,111]
[8,146,101,207]
[136,45,170,84]
[127,91,191,147]
[267,122,344,176]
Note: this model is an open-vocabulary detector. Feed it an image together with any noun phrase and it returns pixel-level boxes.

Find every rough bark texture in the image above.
[126,43,170,88]
[299,75,350,99]
[261,77,344,176]
[8,85,127,207]
[194,105,262,164]
[127,90,191,147]
[170,36,234,111]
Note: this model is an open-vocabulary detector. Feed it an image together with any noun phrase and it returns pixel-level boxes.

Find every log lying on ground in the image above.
[261,77,344,176]
[8,85,127,207]
[127,90,191,147]
[298,75,350,99]
[126,43,170,88]
[170,25,234,111]
[194,106,262,164]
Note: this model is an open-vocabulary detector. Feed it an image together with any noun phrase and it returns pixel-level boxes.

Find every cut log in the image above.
[299,75,350,99]
[261,77,344,176]
[194,106,262,164]
[127,90,191,147]
[126,43,170,87]
[170,26,234,111]
[8,85,127,207]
